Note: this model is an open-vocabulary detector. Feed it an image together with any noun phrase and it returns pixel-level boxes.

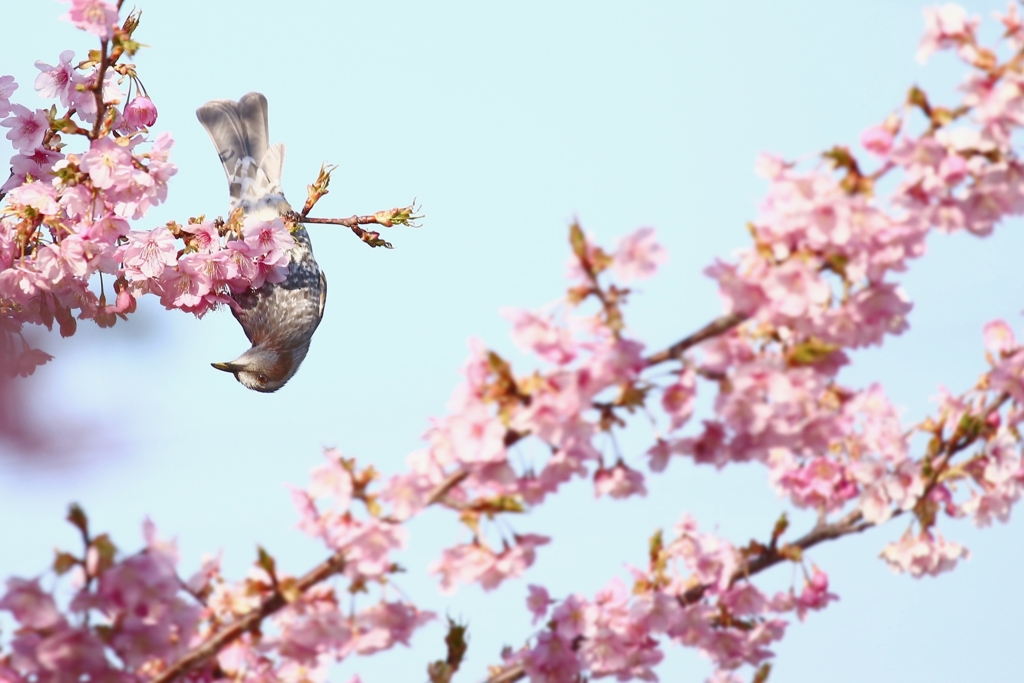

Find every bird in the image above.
[196,92,327,393]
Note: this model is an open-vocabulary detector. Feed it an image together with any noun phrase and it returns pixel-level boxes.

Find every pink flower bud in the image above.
[122,96,158,130]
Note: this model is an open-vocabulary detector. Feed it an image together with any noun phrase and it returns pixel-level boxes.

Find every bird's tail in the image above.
[196,92,287,212]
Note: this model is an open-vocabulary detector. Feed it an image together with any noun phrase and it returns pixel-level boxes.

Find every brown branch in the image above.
[644,312,748,366]
[425,469,470,507]
[151,469,470,683]
[88,42,109,139]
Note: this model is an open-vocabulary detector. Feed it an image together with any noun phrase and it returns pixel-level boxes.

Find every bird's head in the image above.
[212,346,295,393]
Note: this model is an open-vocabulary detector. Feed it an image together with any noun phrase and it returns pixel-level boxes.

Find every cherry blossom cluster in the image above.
[0,510,200,682]
[0,0,295,376]
[0,452,436,682]
[652,2,1024,579]
[504,515,836,683]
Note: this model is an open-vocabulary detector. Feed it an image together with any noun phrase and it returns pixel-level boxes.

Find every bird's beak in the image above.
[211,361,241,373]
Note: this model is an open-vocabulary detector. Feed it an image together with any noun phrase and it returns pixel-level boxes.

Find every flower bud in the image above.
[121,95,157,131]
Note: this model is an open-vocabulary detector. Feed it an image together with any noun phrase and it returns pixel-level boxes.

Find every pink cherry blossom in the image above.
[0,265,50,306]
[0,75,16,118]
[243,217,294,265]
[5,181,59,216]
[3,146,64,193]
[772,455,859,513]
[181,220,220,253]
[35,238,90,283]
[33,50,78,107]
[1,105,49,152]
[0,579,64,629]
[159,253,214,310]
[521,630,582,682]
[225,240,260,290]
[611,227,667,281]
[668,514,739,591]
[996,2,1024,51]
[754,153,788,180]
[917,4,979,63]
[504,308,577,365]
[61,0,121,40]
[991,345,1024,404]
[121,227,177,280]
[793,567,838,621]
[85,214,131,243]
[526,584,551,624]
[593,461,647,499]
[662,366,697,431]
[983,319,1017,355]
[346,601,434,656]
[704,259,766,316]
[585,335,646,388]
[335,520,407,578]
[960,428,1024,526]
[861,124,894,156]
[431,534,550,594]
[79,137,134,190]
[444,403,508,465]
[880,530,970,577]
[706,672,745,683]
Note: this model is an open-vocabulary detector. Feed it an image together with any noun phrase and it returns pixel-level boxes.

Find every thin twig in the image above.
[291,214,386,228]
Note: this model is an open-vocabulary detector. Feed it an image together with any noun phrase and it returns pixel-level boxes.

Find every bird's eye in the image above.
[257,373,268,384]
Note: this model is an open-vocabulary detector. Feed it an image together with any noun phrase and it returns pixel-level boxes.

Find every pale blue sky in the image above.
[1,1,1023,681]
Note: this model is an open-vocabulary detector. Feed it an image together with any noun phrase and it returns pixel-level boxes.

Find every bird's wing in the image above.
[229,288,261,345]
[318,271,328,320]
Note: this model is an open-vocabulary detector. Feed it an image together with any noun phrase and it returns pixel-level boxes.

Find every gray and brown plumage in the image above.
[196,92,327,393]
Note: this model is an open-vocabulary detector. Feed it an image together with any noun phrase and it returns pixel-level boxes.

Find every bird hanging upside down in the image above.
[196,92,327,393]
